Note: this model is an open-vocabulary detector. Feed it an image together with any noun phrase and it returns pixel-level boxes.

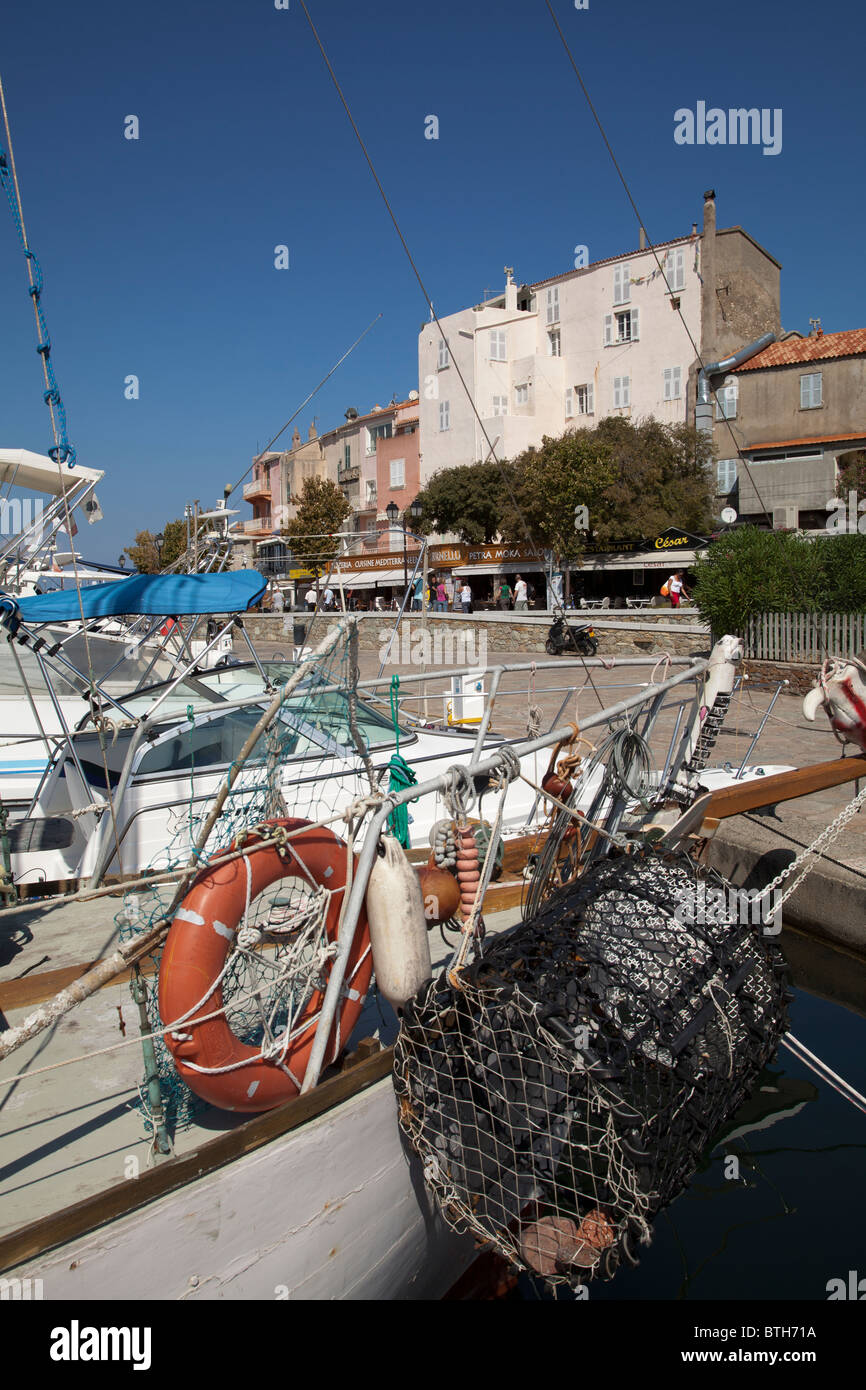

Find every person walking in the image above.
[304,585,317,612]
[272,587,284,614]
[412,575,423,611]
[514,574,528,611]
[498,577,512,611]
[460,581,472,614]
[322,584,335,610]
[669,572,690,608]
[435,579,448,612]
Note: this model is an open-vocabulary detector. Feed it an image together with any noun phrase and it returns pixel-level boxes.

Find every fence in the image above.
[745,611,866,662]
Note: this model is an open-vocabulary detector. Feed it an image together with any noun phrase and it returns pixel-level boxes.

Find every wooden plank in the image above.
[0,1043,394,1274]
[0,957,157,1014]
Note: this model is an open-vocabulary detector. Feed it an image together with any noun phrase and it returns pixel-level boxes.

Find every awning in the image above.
[332,567,408,590]
[579,550,697,572]
[452,561,545,577]
[9,569,267,621]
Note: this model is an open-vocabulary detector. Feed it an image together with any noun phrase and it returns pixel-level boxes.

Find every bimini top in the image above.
[7,569,268,622]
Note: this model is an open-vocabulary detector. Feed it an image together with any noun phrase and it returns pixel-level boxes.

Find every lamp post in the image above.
[154,532,164,571]
[408,497,423,609]
[385,500,405,596]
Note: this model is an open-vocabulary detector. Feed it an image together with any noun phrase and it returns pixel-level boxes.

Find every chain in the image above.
[751,782,866,912]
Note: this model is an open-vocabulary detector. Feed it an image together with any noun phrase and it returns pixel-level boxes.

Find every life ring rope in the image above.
[158,818,373,1111]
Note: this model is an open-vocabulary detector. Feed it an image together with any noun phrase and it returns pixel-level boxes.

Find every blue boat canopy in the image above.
[9,569,268,622]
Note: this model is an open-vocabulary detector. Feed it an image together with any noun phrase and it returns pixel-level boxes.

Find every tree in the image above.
[414,460,511,544]
[835,450,866,501]
[282,476,351,575]
[121,518,188,573]
[497,418,715,585]
[499,432,617,570]
[692,526,866,634]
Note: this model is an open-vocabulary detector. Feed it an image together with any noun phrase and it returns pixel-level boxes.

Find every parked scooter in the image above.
[545,615,598,657]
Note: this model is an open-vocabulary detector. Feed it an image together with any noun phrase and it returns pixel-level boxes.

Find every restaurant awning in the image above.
[451,561,546,577]
[579,550,697,572]
[332,567,408,590]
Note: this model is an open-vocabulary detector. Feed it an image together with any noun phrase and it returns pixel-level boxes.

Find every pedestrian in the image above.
[460,581,472,614]
[669,572,690,608]
[435,579,448,612]
[412,575,423,611]
[498,577,512,610]
[304,585,317,612]
[272,587,284,614]
[323,584,335,610]
[514,574,528,611]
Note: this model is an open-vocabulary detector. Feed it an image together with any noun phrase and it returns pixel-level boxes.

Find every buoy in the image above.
[366,835,432,1011]
[417,860,461,925]
[158,818,372,1113]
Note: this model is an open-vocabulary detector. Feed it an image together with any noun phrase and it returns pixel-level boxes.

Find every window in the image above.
[604,309,639,345]
[613,376,630,409]
[663,366,682,400]
[613,263,631,305]
[366,422,392,454]
[546,286,560,324]
[438,401,450,431]
[366,479,377,506]
[492,395,508,417]
[576,383,594,415]
[715,378,738,420]
[800,372,823,408]
[548,328,561,357]
[438,338,449,369]
[343,442,352,468]
[389,458,405,489]
[565,387,574,419]
[665,248,685,292]
[717,459,738,493]
[489,329,507,361]
[515,383,529,407]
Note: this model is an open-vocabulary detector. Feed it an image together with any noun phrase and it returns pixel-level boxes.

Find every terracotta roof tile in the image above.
[744,430,866,452]
[738,329,866,371]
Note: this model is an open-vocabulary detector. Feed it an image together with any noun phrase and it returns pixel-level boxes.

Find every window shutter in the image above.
[663,367,672,400]
[675,248,685,290]
[630,308,639,341]
[623,376,630,407]
[604,314,613,346]
[565,387,573,417]
[673,366,681,398]
[586,383,594,414]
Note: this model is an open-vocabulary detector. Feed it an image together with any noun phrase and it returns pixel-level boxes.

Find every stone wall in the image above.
[237,610,710,659]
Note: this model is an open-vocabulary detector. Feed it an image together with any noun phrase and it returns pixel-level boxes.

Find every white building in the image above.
[418,233,702,481]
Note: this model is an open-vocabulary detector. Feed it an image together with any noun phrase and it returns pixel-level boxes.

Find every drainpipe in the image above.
[695,331,776,439]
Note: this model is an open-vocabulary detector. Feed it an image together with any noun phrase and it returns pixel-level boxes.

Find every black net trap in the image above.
[393,851,791,1289]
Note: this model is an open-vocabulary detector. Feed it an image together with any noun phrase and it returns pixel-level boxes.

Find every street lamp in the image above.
[154,531,165,570]
[385,500,410,590]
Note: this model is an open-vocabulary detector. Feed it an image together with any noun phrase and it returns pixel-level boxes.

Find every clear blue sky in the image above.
[1,0,862,561]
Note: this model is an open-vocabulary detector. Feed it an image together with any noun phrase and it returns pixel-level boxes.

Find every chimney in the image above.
[700,190,718,359]
[639,227,647,250]
[504,265,517,311]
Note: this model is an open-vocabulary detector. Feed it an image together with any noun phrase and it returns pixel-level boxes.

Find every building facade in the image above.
[709,328,866,529]
[417,192,781,486]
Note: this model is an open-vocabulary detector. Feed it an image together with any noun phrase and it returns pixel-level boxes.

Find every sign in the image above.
[644,527,709,552]
[464,543,541,566]
[289,568,314,579]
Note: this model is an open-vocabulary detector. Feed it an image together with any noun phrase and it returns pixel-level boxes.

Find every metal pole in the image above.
[735,681,786,778]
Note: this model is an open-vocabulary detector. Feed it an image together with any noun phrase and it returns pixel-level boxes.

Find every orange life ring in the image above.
[158,818,372,1113]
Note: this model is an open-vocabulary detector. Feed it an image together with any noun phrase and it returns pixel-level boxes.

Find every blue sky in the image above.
[0,0,862,561]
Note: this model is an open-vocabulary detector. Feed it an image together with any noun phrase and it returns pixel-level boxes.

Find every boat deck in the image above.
[0,882,522,1241]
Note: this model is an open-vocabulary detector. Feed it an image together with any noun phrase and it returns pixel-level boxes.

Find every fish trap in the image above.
[393,851,791,1288]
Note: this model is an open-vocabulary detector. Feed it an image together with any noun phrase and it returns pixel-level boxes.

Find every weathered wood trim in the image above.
[0,1044,394,1274]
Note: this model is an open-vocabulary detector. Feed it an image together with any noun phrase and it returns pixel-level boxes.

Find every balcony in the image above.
[338,463,360,483]
[243,476,271,500]
[241,515,275,534]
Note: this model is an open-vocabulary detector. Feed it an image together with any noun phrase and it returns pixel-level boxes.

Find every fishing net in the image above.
[393,850,791,1289]
[116,625,385,1136]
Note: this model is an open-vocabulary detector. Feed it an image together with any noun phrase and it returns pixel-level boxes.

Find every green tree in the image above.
[834,450,866,501]
[692,527,866,633]
[500,432,617,569]
[414,460,510,544]
[282,476,351,575]
[121,518,188,573]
